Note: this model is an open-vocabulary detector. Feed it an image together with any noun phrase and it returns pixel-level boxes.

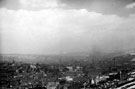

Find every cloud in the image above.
[19,0,66,9]
[20,0,57,8]
[0,0,66,10]
[0,7,135,54]
[126,2,135,9]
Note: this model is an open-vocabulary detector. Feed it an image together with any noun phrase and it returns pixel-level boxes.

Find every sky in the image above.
[0,0,135,55]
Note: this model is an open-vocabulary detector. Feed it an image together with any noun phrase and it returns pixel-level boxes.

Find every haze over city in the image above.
[1,0,135,55]
[2,1,135,89]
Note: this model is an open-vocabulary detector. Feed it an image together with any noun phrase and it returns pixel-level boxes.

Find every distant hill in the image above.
[0,53,87,64]
[0,51,134,64]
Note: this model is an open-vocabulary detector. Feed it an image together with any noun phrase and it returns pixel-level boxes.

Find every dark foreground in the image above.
[0,54,135,89]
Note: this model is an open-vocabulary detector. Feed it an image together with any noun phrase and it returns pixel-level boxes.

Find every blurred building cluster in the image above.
[0,54,135,89]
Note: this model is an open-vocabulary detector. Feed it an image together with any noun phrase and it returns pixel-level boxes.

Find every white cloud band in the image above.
[0,7,135,54]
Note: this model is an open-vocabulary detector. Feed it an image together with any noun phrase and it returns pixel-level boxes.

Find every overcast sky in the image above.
[0,0,135,55]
